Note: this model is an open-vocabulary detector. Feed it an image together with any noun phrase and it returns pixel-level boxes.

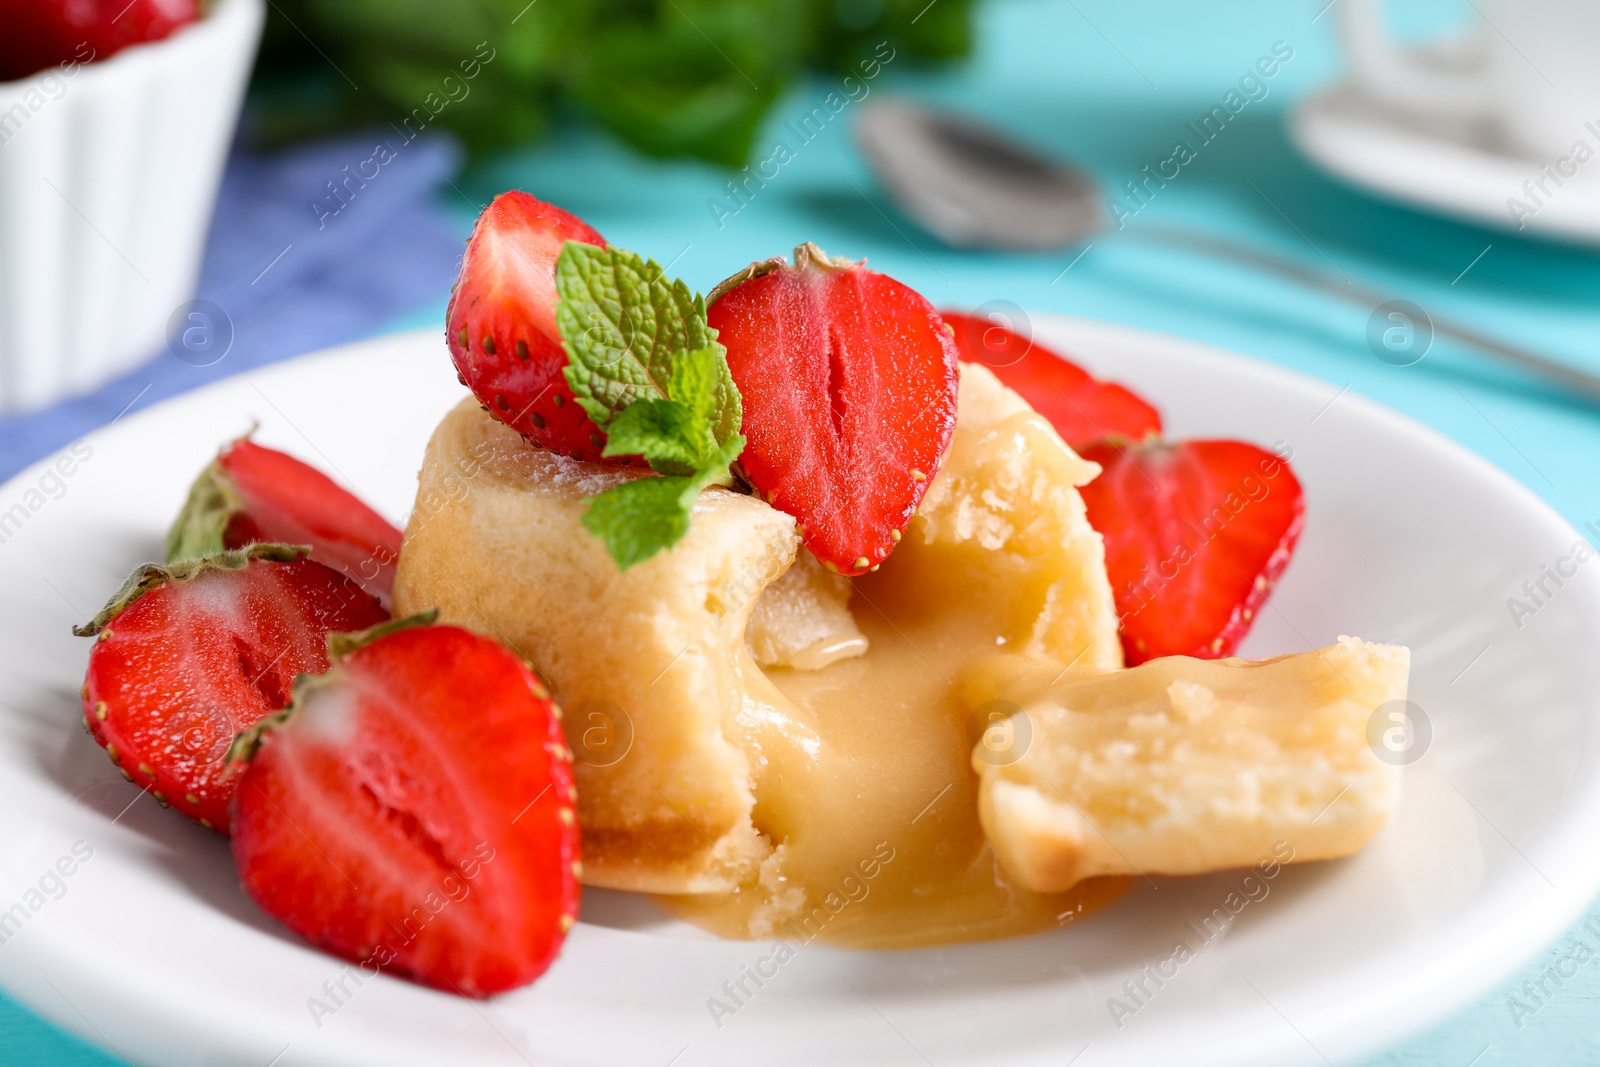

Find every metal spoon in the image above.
[854,99,1600,407]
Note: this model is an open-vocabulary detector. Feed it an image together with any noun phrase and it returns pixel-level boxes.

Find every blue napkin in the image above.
[0,129,466,480]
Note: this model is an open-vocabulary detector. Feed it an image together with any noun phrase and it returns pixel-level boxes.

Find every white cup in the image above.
[1335,0,1600,159]
[0,0,263,413]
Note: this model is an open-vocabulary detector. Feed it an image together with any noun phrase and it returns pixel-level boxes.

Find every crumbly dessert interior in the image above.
[965,637,1408,894]
[744,550,867,671]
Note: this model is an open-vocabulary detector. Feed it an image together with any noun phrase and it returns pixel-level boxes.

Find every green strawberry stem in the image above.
[166,447,249,562]
[74,544,310,637]
[326,610,439,660]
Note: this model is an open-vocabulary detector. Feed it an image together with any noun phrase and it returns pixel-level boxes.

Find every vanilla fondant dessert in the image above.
[396,196,1408,954]
[395,364,1131,939]
[396,363,1407,946]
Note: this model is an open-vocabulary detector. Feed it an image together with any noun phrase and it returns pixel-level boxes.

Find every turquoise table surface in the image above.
[6,0,1600,1063]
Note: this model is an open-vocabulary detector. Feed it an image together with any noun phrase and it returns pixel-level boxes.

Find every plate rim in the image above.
[1289,81,1600,246]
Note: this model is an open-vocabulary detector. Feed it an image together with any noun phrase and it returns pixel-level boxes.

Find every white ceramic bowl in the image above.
[0,0,263,413]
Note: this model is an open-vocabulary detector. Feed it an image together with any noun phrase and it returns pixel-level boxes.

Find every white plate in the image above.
[1290,77,1600,246]
[2,322,1598,1067]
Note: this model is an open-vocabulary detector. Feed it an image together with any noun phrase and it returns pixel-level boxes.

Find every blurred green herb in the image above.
[252,0,977,166]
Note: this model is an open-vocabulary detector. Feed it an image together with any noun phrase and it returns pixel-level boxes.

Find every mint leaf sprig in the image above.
[553,242,746,570]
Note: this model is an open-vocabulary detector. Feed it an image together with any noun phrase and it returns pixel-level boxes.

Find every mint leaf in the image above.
[555,243,750,571]
[665,342,727,445]
[555,242,741,449]
[600,345,726,475]
[582,435,743,570]
[601,399,703,476]
[581,475,697,571]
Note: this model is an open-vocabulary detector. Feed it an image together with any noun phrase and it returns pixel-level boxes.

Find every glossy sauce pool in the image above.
[658,542,1128,949]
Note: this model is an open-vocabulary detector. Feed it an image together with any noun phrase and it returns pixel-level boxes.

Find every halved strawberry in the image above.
[446,191,614,461]
[1078,439,1304,665]
[941,310,1162,450]
[168,437,404,606]
[707,243,959,575]
[229,620,579,997]
[75,545,388,833]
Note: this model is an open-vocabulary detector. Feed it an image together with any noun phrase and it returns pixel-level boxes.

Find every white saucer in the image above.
[3,323,1600,1066]
[1290,77,1600,245]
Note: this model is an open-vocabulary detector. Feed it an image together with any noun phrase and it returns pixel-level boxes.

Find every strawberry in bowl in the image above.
[0,0,262,413]
[0,0,200,81]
